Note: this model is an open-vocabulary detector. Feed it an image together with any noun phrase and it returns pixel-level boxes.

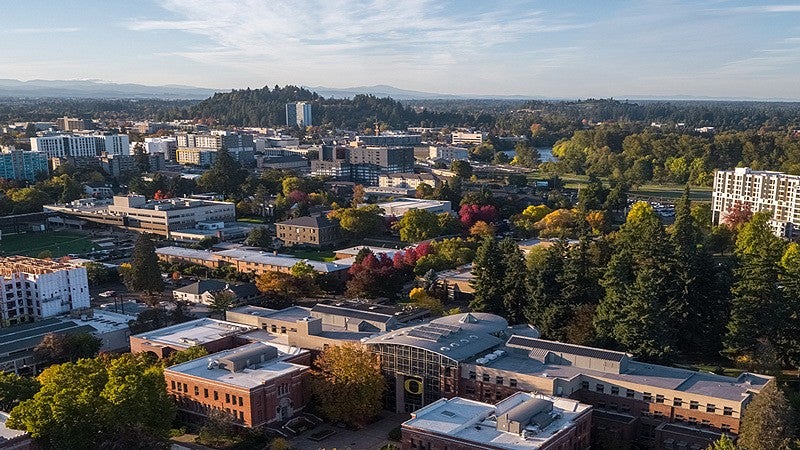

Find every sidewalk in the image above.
[289,412,409,450]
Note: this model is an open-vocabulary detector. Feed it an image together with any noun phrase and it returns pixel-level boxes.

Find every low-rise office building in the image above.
[373,198,452,217]
[401,392,592,450]
[429,145,469,162]
[451,131,486,145]
[165,342,311,427]
[44,194,236,238]
[130,318,254,358]
[378,173,441,189]
[275,215,342,248]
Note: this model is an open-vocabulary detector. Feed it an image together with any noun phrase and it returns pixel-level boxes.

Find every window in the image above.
[596,384,604,393]
[688,417,697,426]
[673,397,682,407]
[496,376,503,385]
[482,374,490,382]
[469,371,476,380]
[214,391,219,401]
[654,411,663,418]
[723,407,733,416]
[675,414,684,422]
[239,396,244,407]
[271,325,277,333]
[706,404,716,413]
[656,394,665,404]
[510,379,517,388]
[465,386,475,395]
[194,386,199,396]
[690,401,699,410]
[643,392,652,402]
[611,386,619,395]
[225,393,230,403]
[171,380,176,390]
[183,383,187,392]
[701,420,711,429]
[581,381,589,389]
[626,389,635,398]
[204,389,209,398]
[721,424,731,432]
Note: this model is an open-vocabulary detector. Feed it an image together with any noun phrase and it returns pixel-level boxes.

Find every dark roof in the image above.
[311,303,393,323]
[277,215,336,229]
[506,336,627,363]
[174,279,227,295]
[228,283,259,299]
[260,155,308,163]
[0,319,95,356]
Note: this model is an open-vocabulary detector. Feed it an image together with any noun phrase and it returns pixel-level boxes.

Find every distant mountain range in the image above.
[304,84,543,100]
[0,79,219,100]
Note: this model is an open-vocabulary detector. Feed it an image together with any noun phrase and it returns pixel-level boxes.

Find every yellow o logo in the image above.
[405,378,423,395]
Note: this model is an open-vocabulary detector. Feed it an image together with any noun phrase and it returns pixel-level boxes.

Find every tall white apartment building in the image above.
[712,167,800,238]
[285,102,312,127]
[0,256,90,326]
[30,134,130,158]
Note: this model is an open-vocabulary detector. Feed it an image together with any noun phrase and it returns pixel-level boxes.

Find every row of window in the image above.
[468,371,518,388]
[171,380,245,406]
[583,381,733,415]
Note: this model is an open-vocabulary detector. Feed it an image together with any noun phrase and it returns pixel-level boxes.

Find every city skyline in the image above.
[2,1,800,100]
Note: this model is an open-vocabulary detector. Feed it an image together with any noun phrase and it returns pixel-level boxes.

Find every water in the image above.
[501,147,555,163]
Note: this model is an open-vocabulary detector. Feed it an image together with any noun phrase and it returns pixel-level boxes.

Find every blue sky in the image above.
[2,0,800,99]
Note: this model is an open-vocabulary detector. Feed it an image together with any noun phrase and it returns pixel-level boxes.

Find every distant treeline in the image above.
[0,98,197,123]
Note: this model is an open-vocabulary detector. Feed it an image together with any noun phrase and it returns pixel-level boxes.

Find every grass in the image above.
[236,217,268,224]
[288,249,337,262]
[0,231,97,257]
[531,173,712,201]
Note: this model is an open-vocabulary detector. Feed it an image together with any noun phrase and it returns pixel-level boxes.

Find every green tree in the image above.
[125,233,164,296]
[499,238,527,324]
[450,160,473,179]
[469,237,505,314]
[164,345,209,367]
[394,209,441,242]
[737,382,797,450]
[777,243,800,367]
[309,343,385,426]
[577,175,608,211]
[511,141,540,168]
[34,332,102,365]
[707,434,736,450]
[244,226,271,248]
[209,290,237,315]
[7,354,175,450]
[0,373,40,411]
[328,205,384,238]
[83,262,116,286]
[197,147,247,197]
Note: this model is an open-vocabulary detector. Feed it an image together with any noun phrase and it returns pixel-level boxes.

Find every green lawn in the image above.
[0,231,97,258]
[237,217,268,224]
[287,249,337,262]
[532,173,712,201]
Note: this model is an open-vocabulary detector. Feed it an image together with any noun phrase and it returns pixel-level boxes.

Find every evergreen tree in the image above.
[737,382,797,450]
[777,243,800,367]
[244,226,271,248]
[558,227,602,343]
[525,241,567,339]
[499,238,527,324]
[197,147,247,198]
[707,434,736,450]
[125,234,164,296]
[469,237,505,314]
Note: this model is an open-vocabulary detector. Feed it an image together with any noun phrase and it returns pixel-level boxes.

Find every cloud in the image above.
[128,0,583,83]
[724,4,800,13]
[1,27,81,34]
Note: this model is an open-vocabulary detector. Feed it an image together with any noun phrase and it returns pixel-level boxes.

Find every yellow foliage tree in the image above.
[535,209,577,238]
[409,287,444,315]
[469,221,496,238]
[585,210,608,233]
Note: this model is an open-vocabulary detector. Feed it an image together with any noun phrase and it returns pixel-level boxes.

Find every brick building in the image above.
[165,342,311,427]
[129,318,253,358]
[275,215,342,248]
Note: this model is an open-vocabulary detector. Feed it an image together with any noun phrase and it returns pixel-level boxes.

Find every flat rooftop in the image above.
[166,342,307,389]
[404,393,590,450]
[0,255,81,276]
[156,246,218,262]
[477,337,770,402]
[132,318,253,348]
[214,249,350,273]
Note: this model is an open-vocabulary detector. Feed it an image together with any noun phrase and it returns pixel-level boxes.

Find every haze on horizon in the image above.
[3,0,800,100]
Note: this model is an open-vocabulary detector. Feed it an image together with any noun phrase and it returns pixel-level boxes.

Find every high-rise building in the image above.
[175,131,254,164]
[0,256,90,326]
[311,144,414,185]
[30,134,130,158]
[285,102,312,127]
[712,167,800,238]
[0,148,49,182]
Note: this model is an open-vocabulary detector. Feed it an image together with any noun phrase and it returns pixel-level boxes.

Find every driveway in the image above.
[289,412,409,450]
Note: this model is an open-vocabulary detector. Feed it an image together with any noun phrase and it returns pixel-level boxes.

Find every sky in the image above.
[2,0,800,99]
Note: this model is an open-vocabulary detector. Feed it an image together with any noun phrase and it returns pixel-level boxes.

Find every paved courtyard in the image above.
[289,412,409,450]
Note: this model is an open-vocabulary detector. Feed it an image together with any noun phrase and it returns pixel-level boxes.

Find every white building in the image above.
[429,145,469,162]
[285,102,312,127]
[0,256,90,326]
[30,134,130,158]
[141,137,178,160]
[451,131,487,145]
[373,198,452,217]
[379,173,440,189]
[712,167,800,238]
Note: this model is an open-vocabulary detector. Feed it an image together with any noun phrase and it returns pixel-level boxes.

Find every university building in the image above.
[275,215,342,248]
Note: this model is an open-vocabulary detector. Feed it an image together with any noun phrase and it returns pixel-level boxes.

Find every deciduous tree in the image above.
[737,382,797,450]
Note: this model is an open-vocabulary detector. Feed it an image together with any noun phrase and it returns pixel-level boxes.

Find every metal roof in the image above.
[311,303,393,323]
[506,336,627,363]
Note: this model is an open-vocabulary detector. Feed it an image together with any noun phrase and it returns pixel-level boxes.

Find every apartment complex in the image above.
[0,256,90,326]
[712,167,800,237]
[142,137,178,160]
[285,102,313,127]
[365,313,771,449]
[176,131,255,165]
[355,134,423,147]
[30,134,130,158]
[0,148,49,182]
[275,215,342,248]
[402,393,592,450]
[44,195,236,238]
